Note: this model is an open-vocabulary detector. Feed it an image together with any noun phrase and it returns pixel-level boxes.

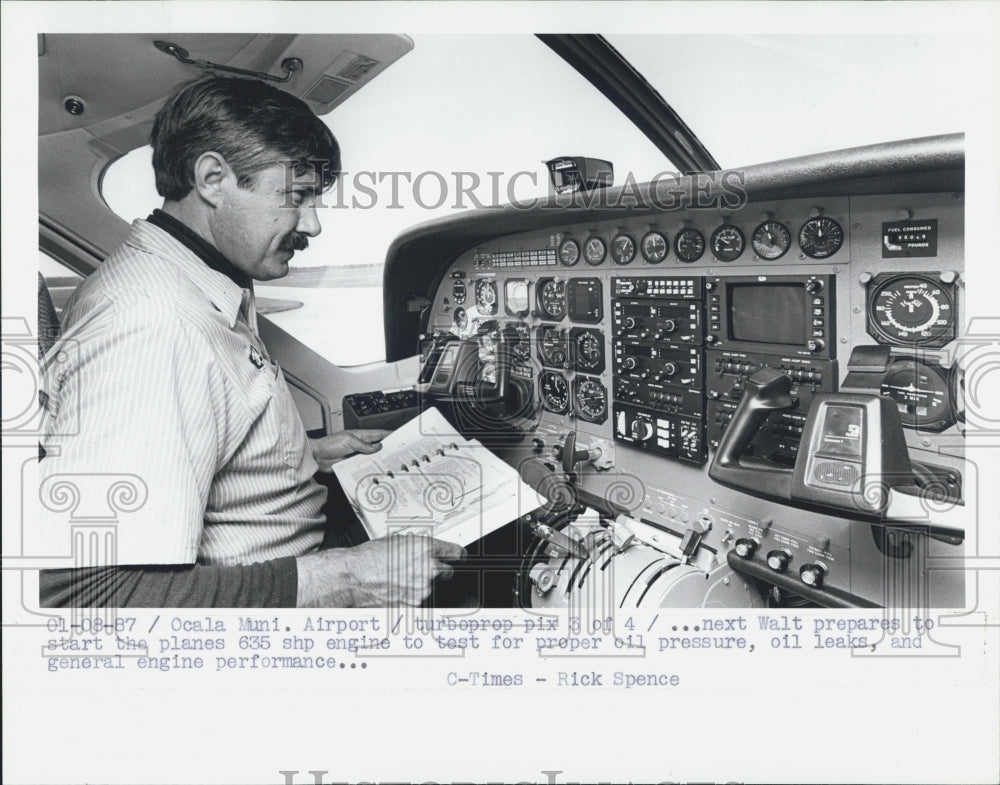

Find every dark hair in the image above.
[150,74,340,200]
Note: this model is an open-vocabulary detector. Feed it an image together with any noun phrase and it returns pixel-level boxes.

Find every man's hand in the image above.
[311,429,393,471]
[296,535,467,607]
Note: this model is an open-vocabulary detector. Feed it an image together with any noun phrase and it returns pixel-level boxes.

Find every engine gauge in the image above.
[536,278,567,320]
[751,220,791,260]
[572,328,605,374]
[453,307,468,330]
[475,279,498,315]
[866,273,957,347]
[538,326,569,368]
[710,225,745,262]
[558,238,580,267]
[674,227,706,263]
[879,357,955,432]
[574,376,608,424]
[504,278,530,316]
[584,237,607,266]
[539,370,571,414]
[641,231,669,264]
[611,233,637,265]
[451,280,467,304]
[798,216,844,259]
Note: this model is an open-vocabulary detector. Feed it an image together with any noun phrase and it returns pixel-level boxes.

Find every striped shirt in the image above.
[40,219,326,567]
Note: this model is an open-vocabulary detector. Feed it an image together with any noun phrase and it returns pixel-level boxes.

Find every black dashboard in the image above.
[378,134,966,609]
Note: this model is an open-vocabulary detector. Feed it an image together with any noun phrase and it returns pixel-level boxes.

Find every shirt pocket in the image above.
[272,365,309,470]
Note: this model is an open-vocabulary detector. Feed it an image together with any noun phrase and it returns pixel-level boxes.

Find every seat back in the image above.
[38,272,61,357]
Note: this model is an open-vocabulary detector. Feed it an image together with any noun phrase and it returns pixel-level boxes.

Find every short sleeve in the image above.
[39,301,224,566]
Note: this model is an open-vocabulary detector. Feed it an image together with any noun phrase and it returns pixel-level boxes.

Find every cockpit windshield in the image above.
[608,34,975,166]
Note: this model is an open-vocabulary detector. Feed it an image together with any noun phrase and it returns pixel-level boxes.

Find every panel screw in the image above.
[63,96,85,115]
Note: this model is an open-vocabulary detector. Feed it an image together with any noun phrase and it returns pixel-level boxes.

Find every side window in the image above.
[101,148,387,367]
[39,251,84,321]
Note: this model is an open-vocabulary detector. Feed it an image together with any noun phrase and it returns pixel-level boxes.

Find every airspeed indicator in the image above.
[866,273,957,347]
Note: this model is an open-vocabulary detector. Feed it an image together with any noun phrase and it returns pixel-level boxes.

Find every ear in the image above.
[192,151,232,207]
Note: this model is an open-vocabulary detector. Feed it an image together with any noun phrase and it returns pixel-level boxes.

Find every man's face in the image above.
[210,161,322,281]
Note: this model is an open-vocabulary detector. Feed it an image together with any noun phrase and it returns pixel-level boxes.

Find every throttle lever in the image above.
[714,367,794,470]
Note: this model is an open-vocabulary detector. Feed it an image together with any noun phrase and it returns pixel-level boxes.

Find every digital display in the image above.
[728,283,806,345]
[567,278,603,323]
[817,405,864,459]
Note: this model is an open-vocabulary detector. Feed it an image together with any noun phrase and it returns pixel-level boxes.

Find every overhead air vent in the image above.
[305,75,352,105]
[337,53,379,81]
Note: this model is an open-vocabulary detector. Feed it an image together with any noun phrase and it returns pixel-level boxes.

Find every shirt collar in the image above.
[147,209,254,290]
[125,218,248,329]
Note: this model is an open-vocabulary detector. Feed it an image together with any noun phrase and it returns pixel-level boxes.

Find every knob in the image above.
[807,339,825,353]
[617,328,628,337]
[766,549,792,573]
[624,316,638,329]
[734,538,758,558]
[705,281,716,291]
[706,334,717,344]
[628,420,653,442]
[624,357,638,370]
[799,562,828,588]
[661,362,677,377]
[805,279,824,294]
[630,419,654,442]
[653,331,663,341]
[531,437,546,453]
[661,319,676,334]
[640,329,651,339]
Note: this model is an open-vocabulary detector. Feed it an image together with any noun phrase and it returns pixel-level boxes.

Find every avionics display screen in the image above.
[728,283,806,345]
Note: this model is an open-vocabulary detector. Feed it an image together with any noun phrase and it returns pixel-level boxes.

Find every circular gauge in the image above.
[751,220,791,260]
[453,307,468,329]
[674,227,706,263]
[574,330,604,373]
[558,238,580,267]
[710,225,745,262]
[641,231,669,264]
[505,278,529,315]
[880,357,955,432]
[475,279,498,315]
[574,376,608,423]
[451,280,467,304]
[867,274,956,346]
[798,216,844,259]
[539,371,570,414]
[611,234,637,265]
[538,327,568,368]
[537,278,566,320]
[584,237,607,266]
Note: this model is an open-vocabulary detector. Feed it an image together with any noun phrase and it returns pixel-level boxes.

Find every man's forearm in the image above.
[40,557,298,608]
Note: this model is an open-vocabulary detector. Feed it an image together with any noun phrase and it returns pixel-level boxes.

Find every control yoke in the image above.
[710,368,917,520]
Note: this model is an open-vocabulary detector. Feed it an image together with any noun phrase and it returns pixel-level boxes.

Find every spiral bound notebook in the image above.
[332,407,542,546]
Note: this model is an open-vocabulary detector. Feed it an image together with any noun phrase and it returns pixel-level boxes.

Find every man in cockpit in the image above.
[38,75,465,607]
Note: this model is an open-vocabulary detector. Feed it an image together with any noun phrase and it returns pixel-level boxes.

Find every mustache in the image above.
[279,232,310,253]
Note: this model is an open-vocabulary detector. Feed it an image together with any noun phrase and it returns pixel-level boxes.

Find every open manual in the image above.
[332,407,544,547]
